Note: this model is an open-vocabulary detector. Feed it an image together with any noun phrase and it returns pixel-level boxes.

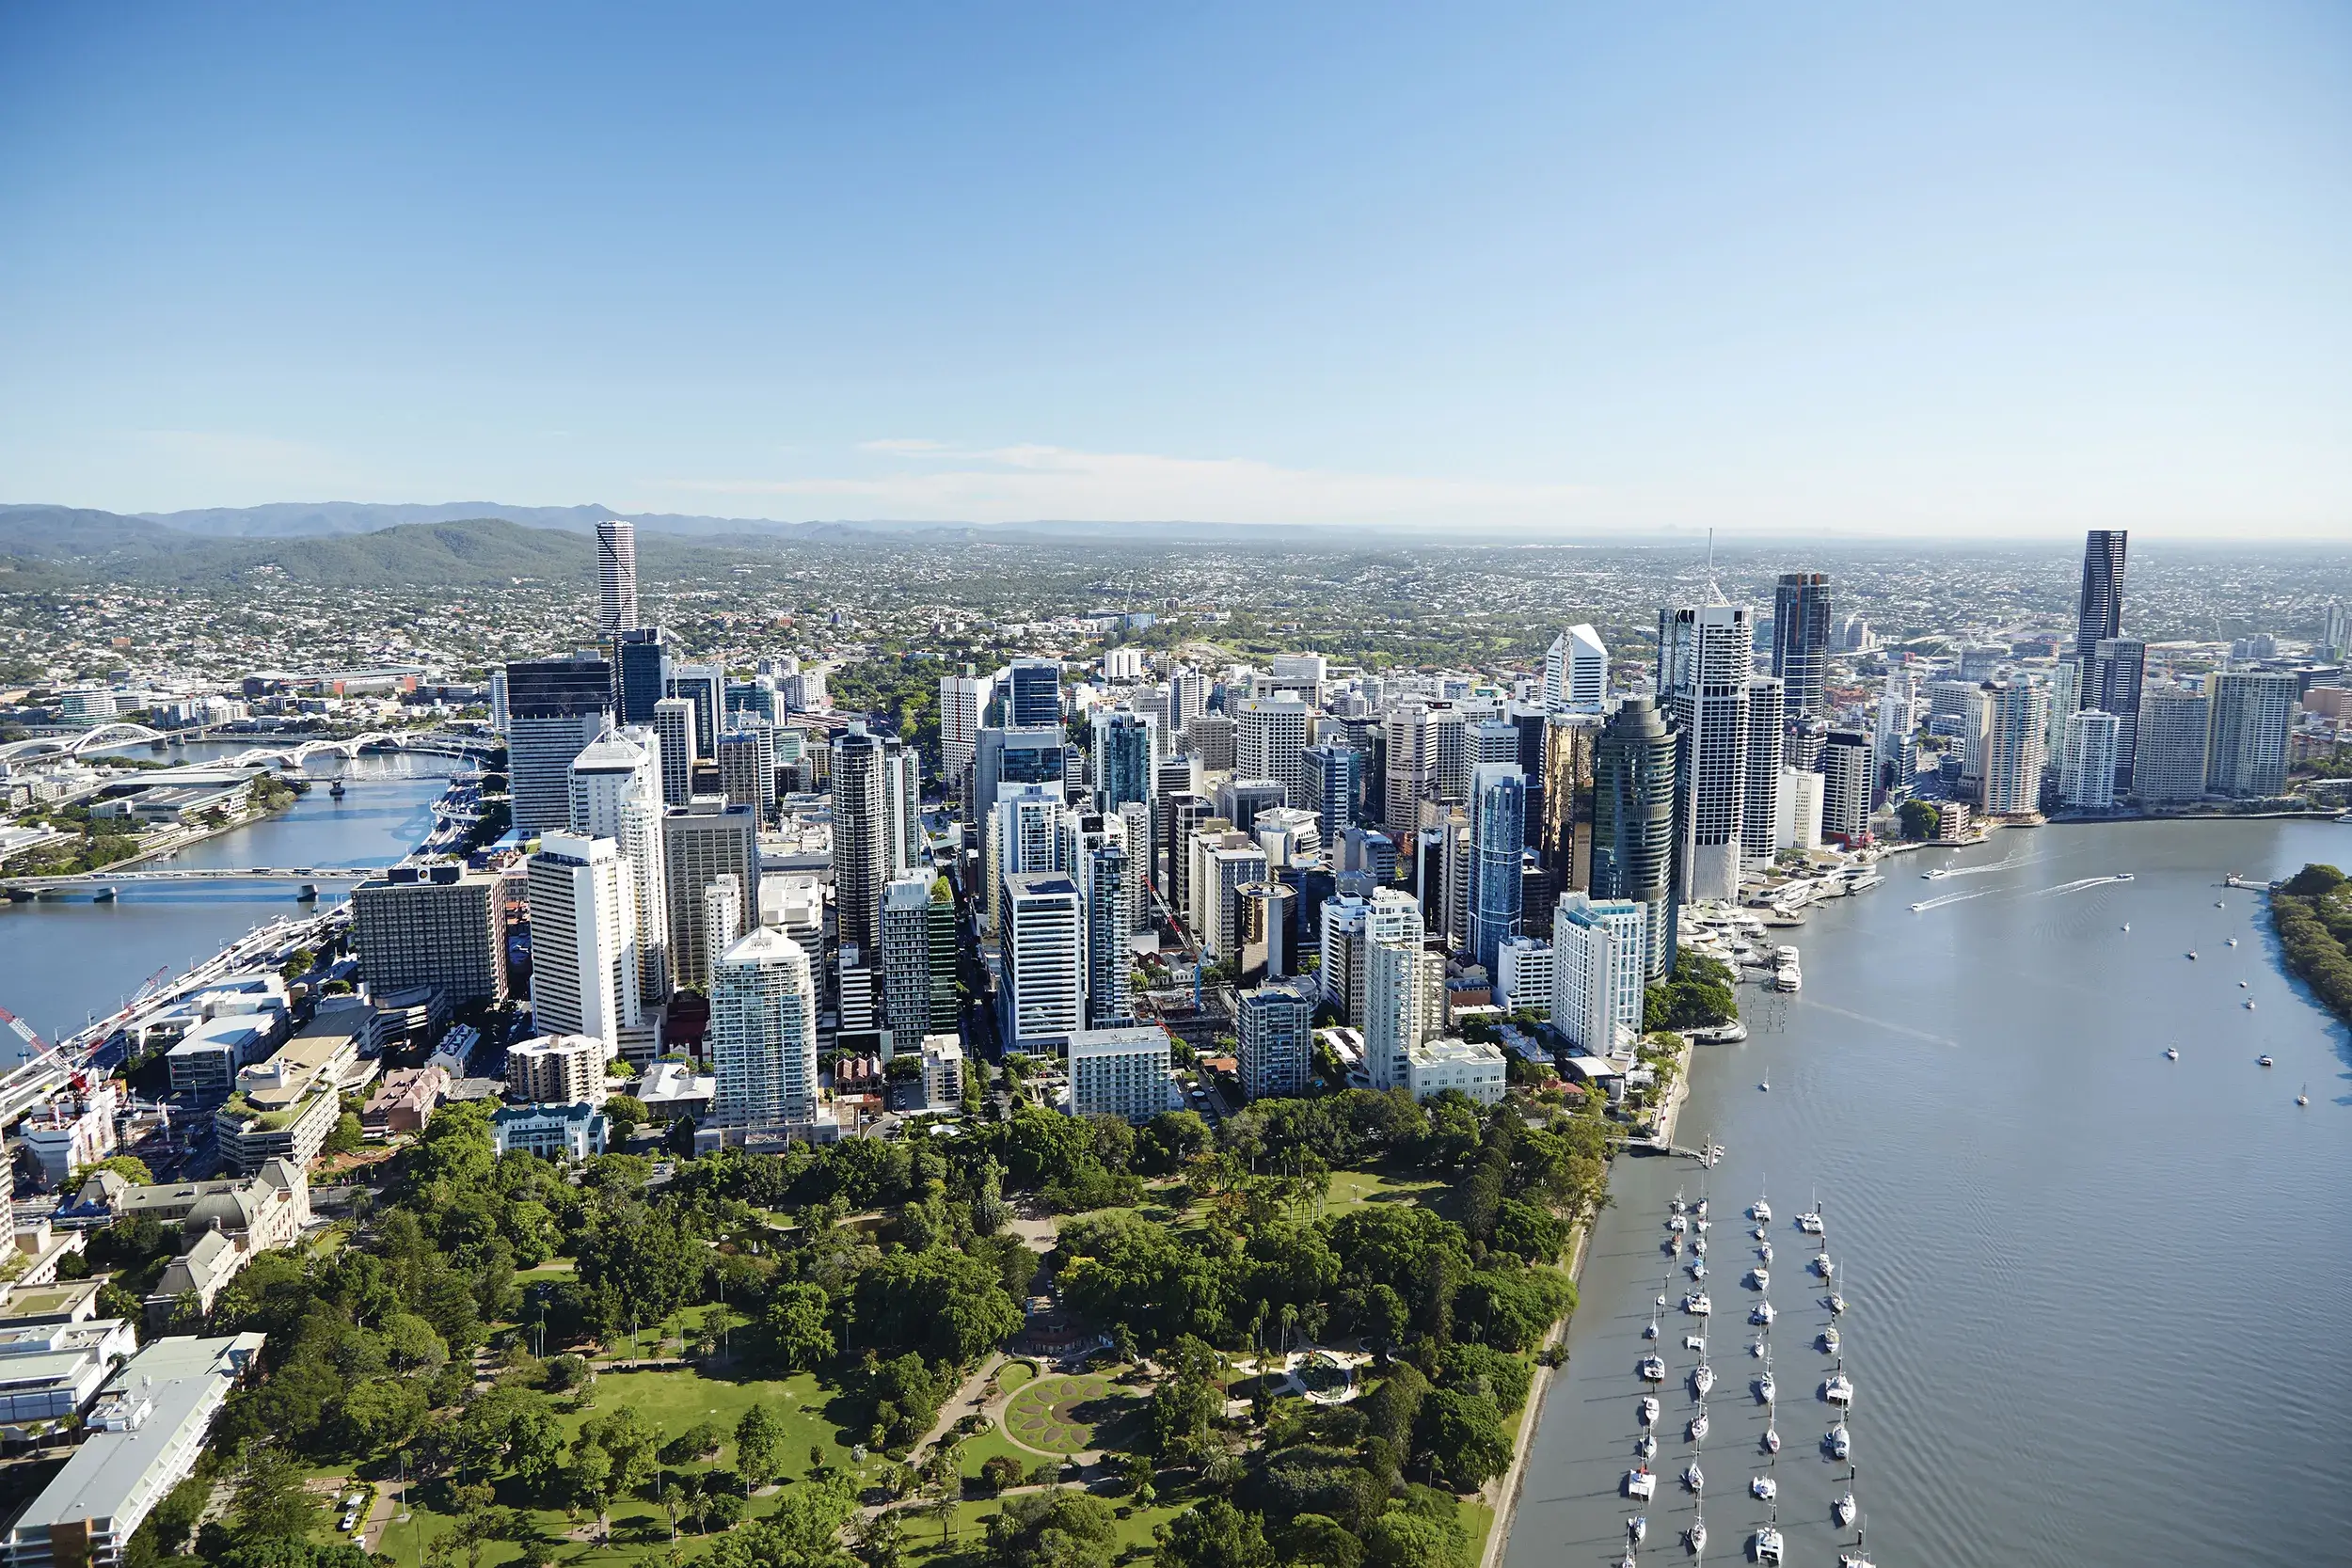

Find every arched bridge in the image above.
[0,722,167,763]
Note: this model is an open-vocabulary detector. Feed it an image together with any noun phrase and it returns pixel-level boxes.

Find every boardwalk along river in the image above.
[1500,818,2352,1568]
[0,746,457,1042]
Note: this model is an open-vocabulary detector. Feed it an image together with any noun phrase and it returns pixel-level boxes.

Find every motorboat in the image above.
[1695,1197,1709,1220]
[1753,1225,1769,1241]
[2239,980,2249,988]
[1672,1194,1687,1214]
[1750,1302,1776,1325]
[1695,1218,1711,1233]
[2187,951,2198,960]
[2121,923,2130,931]
[1640,1395,1661,1425]
[1669,1215,1689,1233]
[1827,1421,1851,1460]
[1750,1336,1768,1358]
[1750,1268,1771,1291]
[1796,1194,1825,1234]
[1668,1236,1683,1257]
[1682,1461,1705,1493]
[2216,900,2226,909]
[1824,1368,1854,1405]
[2246,1000,2257,1010]
[1814,1253,1836,1279]
[2164,1047,2179,1061]
[1689,1408,1709,1441]
[2259,1055,2275,1068]
[1639,1354,1666,1382]
[2228,937,2238,947]
[2114,872,2133,880]
[1685,1293,1712,1316]
[1685,1508,1707,1554]
[1693,1235,1708,1256]
[1763,1424,1781,1454]
[1645,1318,1661,1340]
[1752,1475,1776,1502]
[1628,1515,1647,1544]
[1910,902,1924,912]
[1692,1362,1716,1397]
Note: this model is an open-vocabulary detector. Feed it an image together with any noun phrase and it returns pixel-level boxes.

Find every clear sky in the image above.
[3,4,2347,538]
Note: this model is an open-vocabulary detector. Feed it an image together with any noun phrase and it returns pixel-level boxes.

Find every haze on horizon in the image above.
[3,5,2347,542]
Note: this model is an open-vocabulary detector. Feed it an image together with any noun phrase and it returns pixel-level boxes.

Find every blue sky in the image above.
[3,4,2347,537]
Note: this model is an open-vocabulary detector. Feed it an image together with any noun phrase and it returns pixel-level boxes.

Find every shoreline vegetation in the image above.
[2271,863,2352,1025]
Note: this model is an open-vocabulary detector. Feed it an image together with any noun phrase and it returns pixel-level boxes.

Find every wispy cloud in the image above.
[674,440,1592,527]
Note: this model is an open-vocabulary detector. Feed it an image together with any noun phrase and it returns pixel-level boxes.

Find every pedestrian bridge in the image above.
[3,866,393,890]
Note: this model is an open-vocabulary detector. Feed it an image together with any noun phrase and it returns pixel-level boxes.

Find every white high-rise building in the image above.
[1657,604,1754,902]
[527,832,640,1051]
[2061,709,2121,810]
[1318,888,1422,1023]
[2133,687,2211,803]
[487,669,509,735]
[2202,671,2296,799]
[1365,939,1438,1092]
[649,698,697,807]
[998,872,1085,1053]
[1551,891,1645,1058]
[1774,768,1823,852]
[1235,980,1315,1101]
[700,875,743,991]
[1978,681,2048,816]
[568,726,672,1006]
[986,783,1073,935]
[709,927,818,1126]
[1083,829,1135,1029]
[1818,731,1874,843]
[661,797,761,990]
[596,519,639,634]
[1543,625,1609,713]
[1743,676,1786,868]
[939,668,990,795]
[1234,697,1314,809]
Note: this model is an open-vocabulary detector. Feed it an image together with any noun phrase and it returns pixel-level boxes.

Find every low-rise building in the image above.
[1,1333,267,1568]
[19,1084,119,1189]
[505,1034,609,1105]
[360,1067,450,1139]
[637,1061,716,1121]
[123,1163,310,1328]
[165,1015,276,1098]
[1492,936,1553,1015]
[920,1035,964,1111]
[212,1021,360,1176]
[1404,1037,1508,1105]
[0,1318,138,1432]
[492,1102,608,1160]
[1234,981,1315,1101]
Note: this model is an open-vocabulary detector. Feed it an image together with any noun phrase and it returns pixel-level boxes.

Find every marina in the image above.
[1500,819,2352,1568]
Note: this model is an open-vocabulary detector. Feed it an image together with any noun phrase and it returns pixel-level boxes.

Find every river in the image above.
[0,744,457,1041]
[1502,818,2352,1568]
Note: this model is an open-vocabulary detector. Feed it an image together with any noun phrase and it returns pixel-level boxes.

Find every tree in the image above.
[1359,1513,1454,1568]
[73,1153,153,1186]
[604,1094,649,1146]
[766,1283,835,1370]
[982,1491,1118,1568]
[230,1446,317,1543]
[1898,800,1940,840]
[1155,1499,1272,1568]
[322,1111,366,1157]
[1414,1389,1512,1491]
[734,1402,782,1494]
[1283,1514,1366,1568]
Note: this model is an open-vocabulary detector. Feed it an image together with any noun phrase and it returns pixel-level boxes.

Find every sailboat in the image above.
[1756,1354,1775,1404]
[1762,1421,1780,1454]
[1752,1504,1784,1564]
[1685,1502,1707,1554]
[1628,1515,1647,1544]
[1750,1188,1772,1223]
[1838,1515,1875,1568]
[1692,1354,1715,1397]
[1759,1069,1769,1092]
[1834,1465,1858,1528]
[1796,1190,1824,1234]
[2297,1084,2311,1107]
[1688,1404,1708,1441]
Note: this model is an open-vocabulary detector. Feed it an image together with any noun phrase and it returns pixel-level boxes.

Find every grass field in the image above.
[897,1491,1189,1565]
[1325,1165,1450,1216]
[1001,1373,1142,1454]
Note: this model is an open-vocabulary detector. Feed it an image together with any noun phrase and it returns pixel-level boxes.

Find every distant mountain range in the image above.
[0,501,1378,590]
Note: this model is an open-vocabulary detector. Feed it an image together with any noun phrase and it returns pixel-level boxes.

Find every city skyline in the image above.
[4,8,2348,537]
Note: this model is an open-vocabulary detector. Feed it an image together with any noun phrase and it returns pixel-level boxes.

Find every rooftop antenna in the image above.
[1704,528,1728,607]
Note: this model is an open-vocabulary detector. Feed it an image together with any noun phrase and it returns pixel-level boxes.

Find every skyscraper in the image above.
[1977,681,2047,815]
[1302,743,1365,850]
[938,665,990,800]
[2132,687,2211,803]
[350,865,507,1006]
[1551,891,1646,1057]
[568,726,671,1006]
[1818,730,1875,843]
[661,797,760,990]
[2060,710,2120,809]
[974,724,1067,827]
[487,668,509,734]
[1589,695,1678,979]
[2087,638,2146,795]
[614,626,670,724]
[1364,938,1438,1092]
[1873,673,1917,804]
[717,727,778,818]
[1535,715,1599,891]
[1741,676,1785,868]
[1084,836,1134,1028]
[2202,671,2296,799]
[505,656,613,835]
[596,518,639,635]
[709,927,818,1127]
[1235,981,1314,1101]
[1657,605,1753,904]
[1234,697,1314,808]
[1003,658,1063,729]
[1090,709,1159,827]
[2075,530,2128,658]
[666,663,724,762]
[831,721,890,958]
[649,698,696,807]
[1542,625,1609,713]
[1771,573,1833,741]
[527,832,639,1050]
[700,877,743,990]
[880,871,957,1046]
[998,872,1085,1052]
[1466,763,1525,974]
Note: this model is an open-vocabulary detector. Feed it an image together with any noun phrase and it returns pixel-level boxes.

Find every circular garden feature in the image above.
[1002,1373,1135,1454]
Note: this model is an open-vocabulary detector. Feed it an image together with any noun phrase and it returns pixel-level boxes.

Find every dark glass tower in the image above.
[614,626,670,725]
[1771,572,1833,723]
[1589,695,1679,979]
[2075,530,2128,658]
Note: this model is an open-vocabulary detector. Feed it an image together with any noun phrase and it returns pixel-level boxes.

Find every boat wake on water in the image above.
[2033,875,2134,898]
[1909,890,1992,912]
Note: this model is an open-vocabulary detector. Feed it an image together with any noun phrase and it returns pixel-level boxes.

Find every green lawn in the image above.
[897,1491,1190,1564]
[1002,1374,1140,1454]
[1325,1166,1449,1215]
[993,1359,1037,1395]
